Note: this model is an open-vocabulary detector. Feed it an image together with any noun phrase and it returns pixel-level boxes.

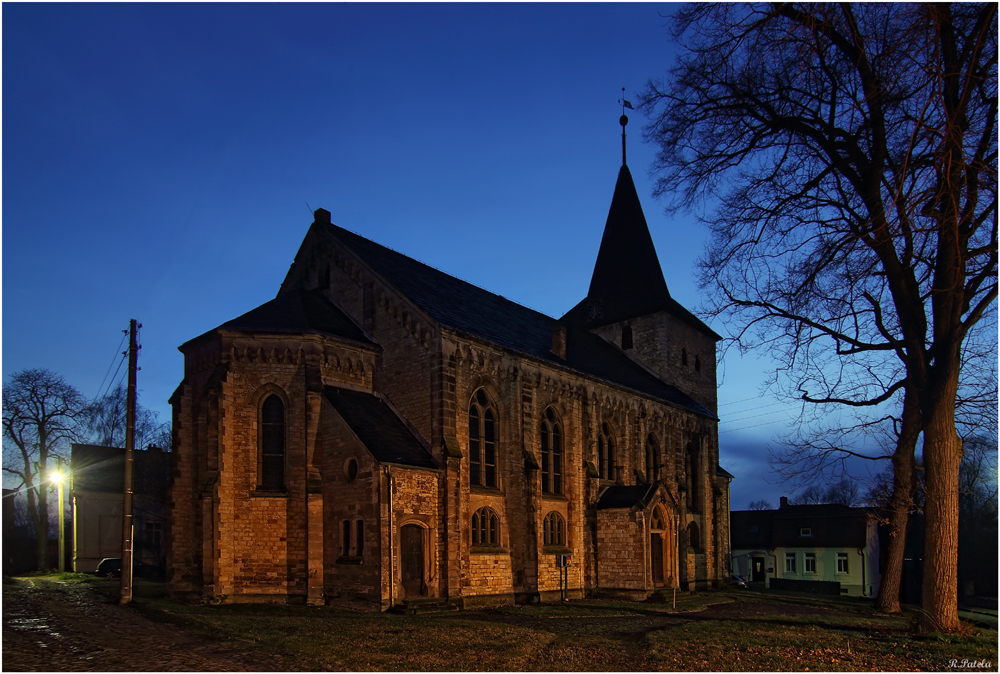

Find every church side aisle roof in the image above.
[184,288,376,349]
[325,223,716,420]
[324,386,438,469]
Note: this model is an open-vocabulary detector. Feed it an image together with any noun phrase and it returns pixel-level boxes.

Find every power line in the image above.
[92,330,129,402]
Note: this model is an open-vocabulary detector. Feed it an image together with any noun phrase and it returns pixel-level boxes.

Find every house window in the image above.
[804,552,816,573]
[260,394,285,490]
[542,512,566,547]
[645,434,660,483]
[837,552,849,574]
[469,389,497,488]
[800,527,812,537]
[472,507,500,547]
[342,520,352,556]
[598,422,616,481]
[144,521,163,550]
[785,553,796,573]
[622,325,633,350]
[540,407,563,494]
[356,520,364,557]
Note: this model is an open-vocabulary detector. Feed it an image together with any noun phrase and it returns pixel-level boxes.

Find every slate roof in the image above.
[211,288,374,346]
[594,484,656,510]
[324,223,716,420]
[324,387,438,470]
[560,165,720,340]
[731,504,871,550]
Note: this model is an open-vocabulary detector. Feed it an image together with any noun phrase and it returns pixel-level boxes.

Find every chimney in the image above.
[779,496,788,509]
[314,208,331,225]
[551,324,567,360]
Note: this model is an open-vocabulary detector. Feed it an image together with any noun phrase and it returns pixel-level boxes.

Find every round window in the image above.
[345,458,358,481]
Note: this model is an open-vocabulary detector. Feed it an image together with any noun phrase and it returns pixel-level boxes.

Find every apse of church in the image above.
[168,121,732,608]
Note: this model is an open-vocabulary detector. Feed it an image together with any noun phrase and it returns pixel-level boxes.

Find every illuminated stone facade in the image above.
[168,163,731,608]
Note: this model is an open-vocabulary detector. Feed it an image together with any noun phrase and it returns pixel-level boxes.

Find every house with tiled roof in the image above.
[169,124,731,607]
[730,496,881,597]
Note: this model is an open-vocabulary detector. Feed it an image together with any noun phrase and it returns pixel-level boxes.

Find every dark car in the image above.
[731,574,748,589]
[95,557,147,578]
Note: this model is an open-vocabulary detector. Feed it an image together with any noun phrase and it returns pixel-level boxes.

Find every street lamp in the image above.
[49,466,65,573]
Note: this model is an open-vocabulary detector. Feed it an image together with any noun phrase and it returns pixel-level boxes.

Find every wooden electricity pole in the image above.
[120,319,139,605]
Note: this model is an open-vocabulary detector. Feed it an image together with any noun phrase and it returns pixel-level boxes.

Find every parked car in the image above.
[95,557,146,578]
[731,574,748,589]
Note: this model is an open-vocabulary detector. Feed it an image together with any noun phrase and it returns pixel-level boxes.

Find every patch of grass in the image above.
[647,610,997,671]
[38,576,1000,671]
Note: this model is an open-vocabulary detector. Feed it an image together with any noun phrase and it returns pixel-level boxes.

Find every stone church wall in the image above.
[595,508,646,591]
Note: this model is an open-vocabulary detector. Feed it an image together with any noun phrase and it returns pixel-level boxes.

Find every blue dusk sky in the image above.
[4,2,842,508]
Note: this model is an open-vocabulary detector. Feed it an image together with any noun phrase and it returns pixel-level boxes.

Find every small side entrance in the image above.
[650,533,664,585]
[400,524,426,598]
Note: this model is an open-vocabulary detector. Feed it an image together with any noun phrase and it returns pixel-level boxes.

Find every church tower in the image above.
[561,113,720,411]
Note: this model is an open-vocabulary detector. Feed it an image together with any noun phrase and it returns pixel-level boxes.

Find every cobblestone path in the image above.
[3,577,293,672]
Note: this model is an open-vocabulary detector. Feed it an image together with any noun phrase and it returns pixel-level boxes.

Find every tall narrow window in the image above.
[469,390,497,488]
[804,552,816,573]
[785,553,796,573]
[645,434,660,483]
[356,520,365,557]
[260,395,285,490]
[837,552,849,573]
[621,325,633,350]
[343,520,352,556]
[686,440,700,510]
[540,407,562,494]
[598,422,616,481]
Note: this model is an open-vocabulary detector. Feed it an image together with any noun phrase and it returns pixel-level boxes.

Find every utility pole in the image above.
[120,320,139,605]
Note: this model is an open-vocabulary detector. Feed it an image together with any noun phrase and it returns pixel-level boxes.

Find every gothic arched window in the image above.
[260,394,285,490]
[646,433,660,483]
[469,389,497,488]
[542,511,566,547]
[622,325,633,350]
[688,521,701,551]
[472,507,501,547]
[540,407,563,494]
[598,422,616,481]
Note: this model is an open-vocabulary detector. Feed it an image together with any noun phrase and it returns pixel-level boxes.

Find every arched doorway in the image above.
[649,505,671,587]
[400,524,426,597]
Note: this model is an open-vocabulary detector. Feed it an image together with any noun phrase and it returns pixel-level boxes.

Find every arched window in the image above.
[646,434,660,483]
[688,521,700,551]
[598,422,616,481]
[686,440,700,511]
[469,389,497,488]
[260,394,285,490]
[542,511,566,547]
[681,348,689,366]
[471,507,500,547]
[540,407,563,494]
[650,506,666,531]
[621,325,633,350]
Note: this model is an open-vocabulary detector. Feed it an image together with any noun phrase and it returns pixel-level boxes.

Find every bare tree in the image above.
[2,369,85,570]
[83,384,171,450]
[747,499,773,511]
[641,3,997,632]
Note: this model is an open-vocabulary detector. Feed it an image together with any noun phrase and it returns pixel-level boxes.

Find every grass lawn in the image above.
[67,575,1000,671]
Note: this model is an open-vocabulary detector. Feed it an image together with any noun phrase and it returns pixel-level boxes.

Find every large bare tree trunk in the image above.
[919,378,963,633]
[875,391,920,613]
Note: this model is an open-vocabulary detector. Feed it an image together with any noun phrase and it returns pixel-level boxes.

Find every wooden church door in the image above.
[400,524,425,597]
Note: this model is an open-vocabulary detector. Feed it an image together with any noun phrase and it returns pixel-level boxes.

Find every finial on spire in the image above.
[618,87,633,166]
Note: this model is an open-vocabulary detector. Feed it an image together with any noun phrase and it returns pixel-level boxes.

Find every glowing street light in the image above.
[50,464,65,573]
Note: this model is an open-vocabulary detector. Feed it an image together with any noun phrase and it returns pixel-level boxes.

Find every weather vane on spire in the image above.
[618,87,633,166]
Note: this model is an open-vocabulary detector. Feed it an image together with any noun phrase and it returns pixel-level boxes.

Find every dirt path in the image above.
[2,577,293,672]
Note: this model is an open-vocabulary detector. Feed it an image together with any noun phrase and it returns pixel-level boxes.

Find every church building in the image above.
[168,123,732,608]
